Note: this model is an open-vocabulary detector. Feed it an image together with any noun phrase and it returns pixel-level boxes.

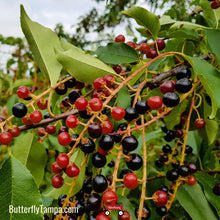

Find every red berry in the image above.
[124,173,138,189]
[46,125,56,134]
[58,132,72,146]
[98,146,109,155]
[118,210,131,220]
[153,190,168,206]
[22,115,33,125]
[51,162,62,174]
[139,43,150,54]
[187,175,196,186]
[146,49,158,58]
[37,99,48,110]
[154,39,165,51]
[102,121,113,134]
[51,174,64,188]
[75,97,88,111]
[37,127,46,137]
[160,81,175,94]
[147,96,163,109]
[126,41,137,48]
[96,213,111,220]
[65,163,80,177]
[115,34,125,43]
[66,115,78,128]
[112,65,122,74]
[104,75,114,87]
[30,110,42,123]
[111,107,126,121]
[102,190,118,205]
[211,1,220,9]
[17,86,29,99]
[103,88,112,97]
[56,153,69,168]
[92,91,105,99]
[93,77,106,91]
[194,119,205,129]
[0,132,13,145]
[8,126,20,137]
[89,98,103,111]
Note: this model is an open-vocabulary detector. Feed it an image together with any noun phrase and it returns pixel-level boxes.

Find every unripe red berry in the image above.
[75,97,88,111]
[56,153,69,168]
[126,41,137,48]
[58,132,72,146]
[139,43,150,54]
[154,39,166,51]
[102,190,118,205]
[46,125,56,134]
[102,121,113,134]
[37,99,48,110]
[0,132,13,145]
[153,190,168,206]
[22,115,33,125]
[187,175,196,186]
[51,174,64,188]
[194,119,205,129]
[30,110,42,123]
[146,49,158,58]
[104,75,114,87]
[93,77,106,91]
[147,96,163,109]
[17,86,30,99]
[65,115,78,128]
[37,127,46,137]
[160,81,175,94]
[96,213,111,220]
[112,65,122,74]
[115,34,125,43]
[65,163,80,177]
[8,126,20,137]
[51,162,62,174]
[111,107,126,121]
[89,98,103,111]
[124,173,138,189]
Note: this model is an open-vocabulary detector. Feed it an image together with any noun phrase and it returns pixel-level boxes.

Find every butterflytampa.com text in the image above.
[9,205,78,215]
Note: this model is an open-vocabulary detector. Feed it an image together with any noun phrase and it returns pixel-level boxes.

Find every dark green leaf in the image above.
[122,6,160,39]
[0,157,43,220]
[45,148,86,199]
[55,48,117,84]
[116,86,131,109]
[187,56,220,119]
[164,99,189,130]
[95,42,139,64]
[167,28,200,41]
[198,97,218,144]
[200,0,217,28]
[20,5,62,86]
[186,131,202,155]
[195,173,220,218]
[176,184,218,220]
[13,133,47,187]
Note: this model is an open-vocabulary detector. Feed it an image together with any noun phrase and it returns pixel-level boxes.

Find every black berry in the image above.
[213,182,220,196]
[88,123,102,138]
[163,92,180,107]
[178,165,189,176]
[155,159,164,168]
[176,68,191,80]
[162,144,172,154]
[92,152,107,168]
[175,78,192,93]
[156,206,167,216]
[124,108,139,121]
[12,103,27,118]
[122,135,138,152]
[80,138,95,153]
[92,175,108,193]
[68,90,80,103]
[126,153,143,170]
[87,193,101,211]
[135,100,150,114]
[166,169,179,181]
[99,134,114,150]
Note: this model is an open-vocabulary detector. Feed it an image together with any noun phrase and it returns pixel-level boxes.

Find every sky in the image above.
[0,0,151,67]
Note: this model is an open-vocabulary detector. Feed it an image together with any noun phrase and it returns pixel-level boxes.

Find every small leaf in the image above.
[122,6,160,39]
[195,173,220,218]
[159,15,176,32]
[20,5,62,86]
[95,42,139,64]
[56,48,118,84]
[164,99,189,130]
[116,86,131,109]
[176,184,218,220]
[45,148,86,199]
[167,28,200,41]
[187,56,220,119]
[0,157,43,220]
[203,29,220,65]
[186,131,202,155]
[200,0,217,28]
[198,97,218,144]
[13,133,47,187]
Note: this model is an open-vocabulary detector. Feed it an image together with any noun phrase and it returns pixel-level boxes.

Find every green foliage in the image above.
[176,184,218,220]
[95,42,139,64]
[0,157,43,220]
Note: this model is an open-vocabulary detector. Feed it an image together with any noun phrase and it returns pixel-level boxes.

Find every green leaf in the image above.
[0,156,43,220]
[200,0,217,28]
[167,28,200,41]
[13,133,47,187]
[187,56,220,119]
[183,41,195,56]
[186,131,202,155]
[116,86,131,109]
[95,42,139,64]
[45,148,86,199]
[55,48,117,84]
[176,184,218,220]
[203,29,220,64]
[198,97,218,144]
[20,5,62,86]
[122,6,160,39]
[195,173,220,218]
[159,15,176,32]
[164,99,189,130]
[48,135,66,153]
[11,79,33,90]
